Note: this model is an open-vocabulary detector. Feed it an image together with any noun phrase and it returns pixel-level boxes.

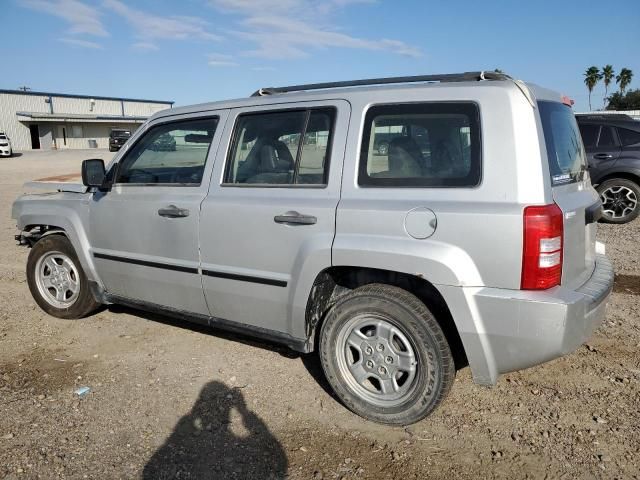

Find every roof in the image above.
[154,77,555,122]
[0,88,173,105]
[16,111,149,123]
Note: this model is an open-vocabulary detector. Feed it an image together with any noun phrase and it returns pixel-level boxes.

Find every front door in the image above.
[89,111,228,315]
[199,101,349,338]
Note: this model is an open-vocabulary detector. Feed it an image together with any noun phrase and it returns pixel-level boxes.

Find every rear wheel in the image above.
[319,284,455,425]
[597,178,640,224]
[26,235,100,319]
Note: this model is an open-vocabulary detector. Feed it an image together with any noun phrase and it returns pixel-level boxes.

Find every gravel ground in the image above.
[1,150,639,480]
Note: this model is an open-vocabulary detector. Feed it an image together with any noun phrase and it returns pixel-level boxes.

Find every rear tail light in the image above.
[521,204,563,290]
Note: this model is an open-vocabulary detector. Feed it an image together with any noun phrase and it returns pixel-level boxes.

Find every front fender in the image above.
[12,192,101,285]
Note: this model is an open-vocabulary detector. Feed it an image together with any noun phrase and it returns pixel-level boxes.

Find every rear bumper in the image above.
[440,254,614,385]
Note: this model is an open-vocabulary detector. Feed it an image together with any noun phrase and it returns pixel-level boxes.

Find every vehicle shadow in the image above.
[106,303,344,406]
[142,380,288,480]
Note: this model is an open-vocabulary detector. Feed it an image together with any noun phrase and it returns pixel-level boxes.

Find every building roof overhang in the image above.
[16,111,148,123]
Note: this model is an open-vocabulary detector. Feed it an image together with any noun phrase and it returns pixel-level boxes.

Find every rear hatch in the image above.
[538,101,598,290]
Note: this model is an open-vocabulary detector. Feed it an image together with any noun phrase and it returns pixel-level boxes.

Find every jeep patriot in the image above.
[12,72,614,425]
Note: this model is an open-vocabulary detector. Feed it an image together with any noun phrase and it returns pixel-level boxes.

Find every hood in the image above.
[25,173,88,193]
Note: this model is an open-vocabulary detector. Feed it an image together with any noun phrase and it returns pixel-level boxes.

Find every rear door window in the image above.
[597,126,617,147]
[578,124,598,148]
[224,108,335,186]
[618,127,640,146]
[538,101,587,186]
[359,103,481,187]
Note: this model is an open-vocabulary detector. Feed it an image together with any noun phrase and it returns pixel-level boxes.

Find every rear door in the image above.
[199,100,349,338]
[539,102,598,289]
[578,122,621,182]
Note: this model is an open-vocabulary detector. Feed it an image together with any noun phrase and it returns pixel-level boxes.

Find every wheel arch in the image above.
[304,266,468,370]
[15,208,99,285]
[592,169,640,187]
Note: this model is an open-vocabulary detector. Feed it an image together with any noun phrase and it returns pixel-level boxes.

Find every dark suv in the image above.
[108,129,132,152]
[576,114,640,223]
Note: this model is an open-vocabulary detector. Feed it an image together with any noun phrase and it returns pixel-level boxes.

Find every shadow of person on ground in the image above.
[143,381,288,480]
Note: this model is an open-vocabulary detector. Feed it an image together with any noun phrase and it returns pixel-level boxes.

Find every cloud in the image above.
[209,0,421,60]
[22,0,108,36]
[58,37,103,49]
[103,0,222,42]
[132,42,159,51]
[207,53,239,67]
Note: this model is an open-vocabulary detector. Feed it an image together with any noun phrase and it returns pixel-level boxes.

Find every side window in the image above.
[597,126,616,147]
[224,108,335,186]
[578,124,598,148]
[359,103,481,187]
[116,117,218,185]
[618,127,640,146]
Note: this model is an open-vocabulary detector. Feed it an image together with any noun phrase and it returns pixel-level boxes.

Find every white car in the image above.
[0,132,12,157]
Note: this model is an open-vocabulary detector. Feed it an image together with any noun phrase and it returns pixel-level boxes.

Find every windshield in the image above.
[538,101,587,186]
[111,130,131,138]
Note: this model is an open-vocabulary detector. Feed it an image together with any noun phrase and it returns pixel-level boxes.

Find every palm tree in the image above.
[616,68,634,94]
[584,66,602,111]
[601,65,615,108]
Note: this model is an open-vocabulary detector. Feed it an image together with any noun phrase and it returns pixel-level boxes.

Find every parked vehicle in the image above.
[149,133,177,151]
[108,129,132,152]
[0,132,13,157]
[12,72,614,425]
[576,113,640,223]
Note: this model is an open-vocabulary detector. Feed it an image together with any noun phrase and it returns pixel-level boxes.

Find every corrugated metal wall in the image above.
[51,96,122,116]
[0,93,49,150]
[0,91,171,150]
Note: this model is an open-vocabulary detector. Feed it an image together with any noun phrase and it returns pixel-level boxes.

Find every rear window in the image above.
[539,101,586,186]
[358,103,481,187]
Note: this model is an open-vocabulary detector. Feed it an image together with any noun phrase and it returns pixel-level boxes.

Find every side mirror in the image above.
[81,159,106,187]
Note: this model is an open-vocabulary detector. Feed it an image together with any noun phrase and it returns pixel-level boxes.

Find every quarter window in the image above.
[224,108,335,186]
[358,103,481,187]
[116,117,218,185]
[618,127,640,146]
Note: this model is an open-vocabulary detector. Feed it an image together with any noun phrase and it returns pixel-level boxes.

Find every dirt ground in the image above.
[1,150,639,480]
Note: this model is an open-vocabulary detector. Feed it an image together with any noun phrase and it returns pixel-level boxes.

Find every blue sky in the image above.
[2,0,639,111]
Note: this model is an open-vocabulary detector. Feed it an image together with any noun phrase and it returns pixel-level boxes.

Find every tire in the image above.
[26,235,100,319]
[319,284,455,425]
[377,142,389,156]
[597,178,640,224]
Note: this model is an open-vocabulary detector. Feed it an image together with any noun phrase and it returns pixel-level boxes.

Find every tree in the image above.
[584,66,602,111]
[606,89,640,110]
[601,65,615,108]
[616,68,634,94]
[494,68,504,74]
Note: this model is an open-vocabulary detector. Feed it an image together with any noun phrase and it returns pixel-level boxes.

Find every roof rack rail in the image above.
[251,71,511,97]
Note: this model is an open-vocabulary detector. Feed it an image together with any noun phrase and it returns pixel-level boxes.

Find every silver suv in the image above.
[12,72,614,425]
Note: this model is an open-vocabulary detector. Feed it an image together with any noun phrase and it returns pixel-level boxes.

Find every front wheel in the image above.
[597,178,640,224]
[319,284,455,425]
[26,235,100,319]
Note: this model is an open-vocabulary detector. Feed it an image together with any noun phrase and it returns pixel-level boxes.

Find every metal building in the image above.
[0,89,173,151]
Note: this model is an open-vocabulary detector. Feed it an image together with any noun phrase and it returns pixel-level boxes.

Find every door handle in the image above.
[274,211,317,225]
[593,153,613,160]
[158,205,190,218]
